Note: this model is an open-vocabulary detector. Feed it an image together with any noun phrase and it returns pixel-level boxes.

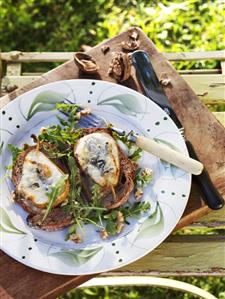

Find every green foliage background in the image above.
[1,0,225,69]
[1,0,225,298]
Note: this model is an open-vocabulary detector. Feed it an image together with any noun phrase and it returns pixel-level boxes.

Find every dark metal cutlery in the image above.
[131,50,224,210]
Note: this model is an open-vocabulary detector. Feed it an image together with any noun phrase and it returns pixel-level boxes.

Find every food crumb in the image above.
[116,211,125,233]
[159,73,171,86]
[101,45,110,54]
[69,233,82,243]
[100,229,109,239]
[134,188,143,200]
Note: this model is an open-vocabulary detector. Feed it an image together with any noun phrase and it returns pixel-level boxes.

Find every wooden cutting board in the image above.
[0,28,224,299]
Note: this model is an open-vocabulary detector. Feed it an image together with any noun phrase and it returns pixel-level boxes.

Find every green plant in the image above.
[0,0,224,70]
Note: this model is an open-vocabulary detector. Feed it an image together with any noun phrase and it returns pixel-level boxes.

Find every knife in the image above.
[131,50,224,210]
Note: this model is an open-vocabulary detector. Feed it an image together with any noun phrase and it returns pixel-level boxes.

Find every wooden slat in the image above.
[164,50,225,61]
[22,69,222,76]
[2,74,225,101]
[1,52,74,62]
[6,63,22,76]
[179,69,221,75]
[2,76,39,92]
[182,74,225,101]
[221,61,225,75]
[1,50,225,62]
[110,235,225,276]
[181,205,225,228]
[213,112,225,127]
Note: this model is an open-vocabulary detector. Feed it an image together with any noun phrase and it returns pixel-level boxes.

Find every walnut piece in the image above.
[100,230,109,239]
[74,52,99,73]
[69,233,82,243]
[76,107,91,119]
[108,52,131,82]
[128,27,139,40]
[159,72,171,86]
[101,45,110,54]
[116,211,125,234]
[121,40,140,52]
[134,188,143,200]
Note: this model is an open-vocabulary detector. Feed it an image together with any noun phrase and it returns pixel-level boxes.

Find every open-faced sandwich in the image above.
[9,103,153,243]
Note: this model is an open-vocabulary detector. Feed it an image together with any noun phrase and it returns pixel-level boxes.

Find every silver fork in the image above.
[60,98,203,175]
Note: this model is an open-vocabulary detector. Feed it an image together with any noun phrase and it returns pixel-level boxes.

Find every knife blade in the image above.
[132,50,224,210]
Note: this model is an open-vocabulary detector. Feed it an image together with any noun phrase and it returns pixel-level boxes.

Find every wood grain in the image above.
[0,28,224,298]
[3,74,224,100]
[110,235,225,276]
[1,50,224,62]
[0,251,95,299]
[142,34,225,197]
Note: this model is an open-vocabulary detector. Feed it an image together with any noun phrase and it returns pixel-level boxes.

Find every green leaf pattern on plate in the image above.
[98,94,144,116]
[0,207,26,234]
[26,90,66,120]
[0,141,3,155]
[50,247,103,266]
[132,202,164,244]
[154,138,183,178]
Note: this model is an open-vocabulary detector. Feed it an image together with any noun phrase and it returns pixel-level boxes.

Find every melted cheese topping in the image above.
[18,150,67,207]
[74,132,120,187]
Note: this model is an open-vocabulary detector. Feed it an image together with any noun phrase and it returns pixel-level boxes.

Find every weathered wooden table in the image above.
[0,28,225,299]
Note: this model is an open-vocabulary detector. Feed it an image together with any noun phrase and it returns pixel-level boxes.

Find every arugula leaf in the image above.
[38,125,82,145]
[134,168,153,189]
[43,174,68,221]
[104,210,118,236]
[56,103,80,129]
[91,184,102,207]
[121,202,151,218]
[111,130,143,161]
[8,144,23,163]
[128,147,143,162]
[68,155,82,204]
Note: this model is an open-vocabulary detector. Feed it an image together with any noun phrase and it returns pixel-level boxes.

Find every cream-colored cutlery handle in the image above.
[136,136,203,175]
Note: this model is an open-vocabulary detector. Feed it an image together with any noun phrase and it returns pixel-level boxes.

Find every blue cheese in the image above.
[17,150,66,207]
[74,132,120,187]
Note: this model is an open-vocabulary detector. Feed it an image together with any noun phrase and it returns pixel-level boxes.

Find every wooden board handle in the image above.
[136,136,203,175]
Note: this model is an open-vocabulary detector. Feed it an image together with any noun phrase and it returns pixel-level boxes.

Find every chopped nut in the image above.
[159,73,171,86]
[134,188,143,200]
[11,192,16,202]
[80,107,91,116]
[121,40,140,51]
[101,45,110,54]
[40,127,46,134]
[141,168,153,177]
[108,52,131,82]
[69,233,82,243]
[116,211,125,234]
[75,112,81,119]
[74,52,99,73]
[128,27,139,40]
[100,230,109,239]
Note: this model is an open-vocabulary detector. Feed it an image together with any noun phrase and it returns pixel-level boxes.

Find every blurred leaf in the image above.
[51,247,103,266]
[98,94,143,116]
[27,90,65,120]
[0,207,26,234]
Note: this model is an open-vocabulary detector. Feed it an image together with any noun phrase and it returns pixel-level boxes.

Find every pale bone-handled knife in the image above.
[62,99,203,175]
[131,50,224,210]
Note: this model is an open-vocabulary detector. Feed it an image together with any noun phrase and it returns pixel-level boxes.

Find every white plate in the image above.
[0,79,191,275]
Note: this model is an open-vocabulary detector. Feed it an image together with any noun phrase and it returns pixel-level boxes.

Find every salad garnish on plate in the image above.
[8,103,153,243]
